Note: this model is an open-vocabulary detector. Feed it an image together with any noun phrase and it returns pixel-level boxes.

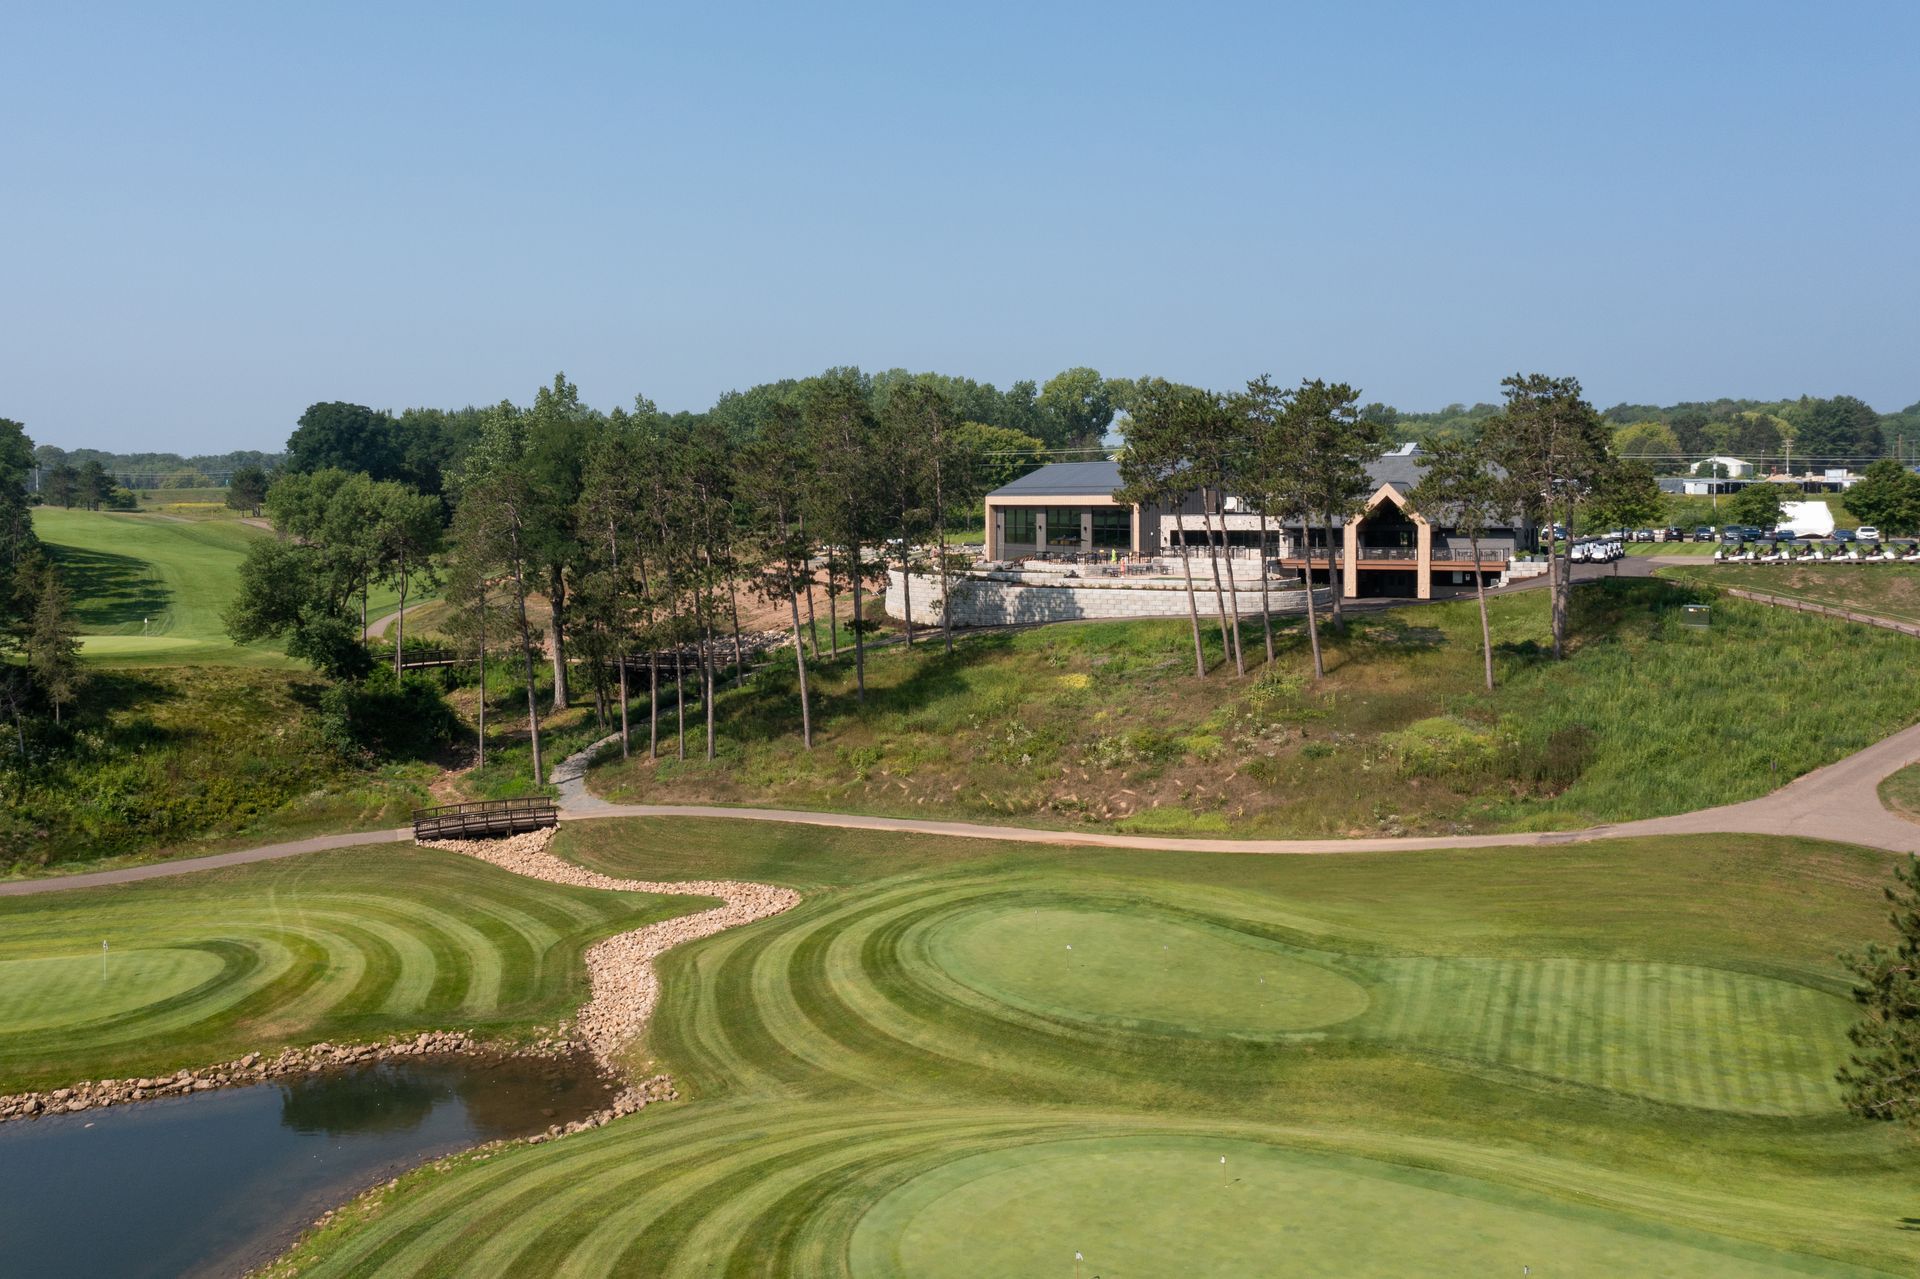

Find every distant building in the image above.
[980,446,1531,600]
[1692,456,1754,479]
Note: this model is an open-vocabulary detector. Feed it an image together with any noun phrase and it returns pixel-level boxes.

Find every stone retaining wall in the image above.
[884,569,1331,627]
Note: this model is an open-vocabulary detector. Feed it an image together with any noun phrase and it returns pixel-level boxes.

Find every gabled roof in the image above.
[987,460,1123,498]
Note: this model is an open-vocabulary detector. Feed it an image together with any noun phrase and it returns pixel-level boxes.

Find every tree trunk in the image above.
[725,570,747,689]
[1471,532,1494,692]
[508,526,543,784]
[701,602,717,762]
[804,569,820,660]
[898,514,916,648]
[1176,525,1207,678]
[825,547,841,658]
[1323,514,1345,633]
[1551,494,1574,659]
[850,543,867,701]
[475,586,487,768]
[673,636,685,761]
[1299,516,1325,679]
[788,558,813,749]
[638,554,658,760]
[607,520,630,759]
[393,552,407,679]
[1258,511,1274,665]
[1199,493,1243,675]
[798,514,820,660]
[934,464,953,656]
[548,566,570,712]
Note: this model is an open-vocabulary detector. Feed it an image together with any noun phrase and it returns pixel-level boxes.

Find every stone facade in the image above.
[885,569,1331,627]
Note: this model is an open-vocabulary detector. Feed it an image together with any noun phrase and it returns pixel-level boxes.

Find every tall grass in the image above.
[590,579,1920,836]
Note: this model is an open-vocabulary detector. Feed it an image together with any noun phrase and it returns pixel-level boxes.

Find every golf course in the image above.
[32,507,288,665]
[171,818,1905,1277]
[31,507,405,666]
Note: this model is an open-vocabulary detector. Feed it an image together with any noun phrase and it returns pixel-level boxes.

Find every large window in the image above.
[1047,508,1084,547]
[1091,507,1131,548]
[1002,507,1037,544]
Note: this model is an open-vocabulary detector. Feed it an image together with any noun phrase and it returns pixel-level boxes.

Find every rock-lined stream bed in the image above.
[0,1051,616,1278]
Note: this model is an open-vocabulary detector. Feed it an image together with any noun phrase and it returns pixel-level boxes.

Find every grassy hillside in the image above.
[32,507,408,665]
[590,579,1920,837]
[0,665,440,871]
[1664,561,1920,626]
[0,843,704,1091]
[264,822,1918,1276]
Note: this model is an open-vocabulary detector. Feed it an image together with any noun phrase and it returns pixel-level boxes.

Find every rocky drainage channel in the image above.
[1,827,799,1147]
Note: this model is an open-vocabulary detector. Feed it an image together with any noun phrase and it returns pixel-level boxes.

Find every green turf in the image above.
[0,844,709,1091]
[1879,762,1920,825]
[266,823,1920,1276]
[928,901,1849,1112]
[31,507,408,666]
[858,1134,1865,1278]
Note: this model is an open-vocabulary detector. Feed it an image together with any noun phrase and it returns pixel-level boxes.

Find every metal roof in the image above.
[986,448,1517,527]
[987,460,1124,498]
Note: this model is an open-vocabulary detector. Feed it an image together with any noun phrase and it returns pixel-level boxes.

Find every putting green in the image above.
[0,948,226,1033]
[854,1135,1870,1278]
[930,904,1371,1033]
[891,893,1849,1113]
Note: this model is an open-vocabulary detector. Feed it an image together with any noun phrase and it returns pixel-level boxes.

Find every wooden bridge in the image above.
[412,796,559,841]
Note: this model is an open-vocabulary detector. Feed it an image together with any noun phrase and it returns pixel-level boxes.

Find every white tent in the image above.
[1775,500,1835,538]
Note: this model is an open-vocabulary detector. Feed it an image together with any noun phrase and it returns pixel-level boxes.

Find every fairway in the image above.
[858,1135,1862,1278]
[258,822,1920,1276]
[31,507,408,666]
[33,507,284,664]
[0,844,707,1092]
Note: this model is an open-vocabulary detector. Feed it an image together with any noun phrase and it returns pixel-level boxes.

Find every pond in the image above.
[0,1053,615,1278]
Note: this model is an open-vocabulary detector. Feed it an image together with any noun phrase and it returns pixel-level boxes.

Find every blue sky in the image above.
[3,1,1916,452]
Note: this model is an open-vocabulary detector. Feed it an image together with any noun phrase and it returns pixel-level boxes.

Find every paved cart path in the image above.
[9,567,1918,898]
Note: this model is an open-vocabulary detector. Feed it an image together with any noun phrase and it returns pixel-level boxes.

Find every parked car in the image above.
[1857,526,1881,542]
[1720,526,1746,543]
[1833,529,1857,543]
[1662,527,1683,542]
[1693,525,1715,542]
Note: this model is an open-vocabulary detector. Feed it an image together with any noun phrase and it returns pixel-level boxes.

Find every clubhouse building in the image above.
[981,447,1531,600]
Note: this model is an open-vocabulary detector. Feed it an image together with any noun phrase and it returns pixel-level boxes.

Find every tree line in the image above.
[0,419,85,784]
[228,369,1054,782]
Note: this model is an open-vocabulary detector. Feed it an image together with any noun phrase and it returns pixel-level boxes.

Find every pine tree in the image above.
[16,555,84,724]
[1838,856,1920,1125]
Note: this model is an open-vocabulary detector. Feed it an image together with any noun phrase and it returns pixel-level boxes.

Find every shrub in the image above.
[1390,717,1506,781]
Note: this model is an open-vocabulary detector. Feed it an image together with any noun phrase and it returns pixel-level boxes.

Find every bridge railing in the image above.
[412,795,559,841]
